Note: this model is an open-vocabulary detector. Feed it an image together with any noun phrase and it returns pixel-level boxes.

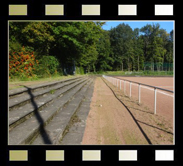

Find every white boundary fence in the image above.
[102,75,174,115]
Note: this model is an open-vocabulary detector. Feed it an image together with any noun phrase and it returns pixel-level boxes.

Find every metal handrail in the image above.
[103,75,174,115]
[108,75,174,93]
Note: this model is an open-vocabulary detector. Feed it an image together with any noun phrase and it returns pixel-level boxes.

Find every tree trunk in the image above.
[93,63,96,72]
[138,56,139,72]
[88,66,90,73]
[121,61,123,71]
[46,43,50,55]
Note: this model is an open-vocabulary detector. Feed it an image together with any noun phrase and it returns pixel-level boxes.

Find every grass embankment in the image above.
[88,70,174,76]
[9,74,83,90]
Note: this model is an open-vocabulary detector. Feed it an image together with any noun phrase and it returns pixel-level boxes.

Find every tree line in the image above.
[9,21,173,77]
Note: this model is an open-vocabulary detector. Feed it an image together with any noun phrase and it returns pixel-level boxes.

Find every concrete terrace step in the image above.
[31,79,93,145]
[9,77,83,109]
[60,78,95,145]
[9,77,91,145]
[9,77,88,130]
[9,76,84,98]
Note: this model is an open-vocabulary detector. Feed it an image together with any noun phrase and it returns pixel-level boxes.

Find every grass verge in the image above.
[9,74,83,90]
[87,70,173,76]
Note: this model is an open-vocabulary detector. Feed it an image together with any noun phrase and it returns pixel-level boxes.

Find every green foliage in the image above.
[143,70,173,76]
[50,89,56,94]
[76,66,85,75]
[21,22,55,55]
[51,22,103,73]
[109,23,135,71]
[96,30,113,71]
[9,41,22,52]
[35,55,60,77]
[9,21,173,78]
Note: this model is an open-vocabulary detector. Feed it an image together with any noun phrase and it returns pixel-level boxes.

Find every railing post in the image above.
[130,81,132,98]
[124,81,126,94]
[138,84,141,103]
[154,88,157,114]
[106,77,172,115]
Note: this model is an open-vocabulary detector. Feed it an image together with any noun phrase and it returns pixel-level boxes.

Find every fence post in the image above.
[138,84,141,103]
[120,80,121,90]
[130,81,132,98]
[117,79,118,88]
[154,88,157,114]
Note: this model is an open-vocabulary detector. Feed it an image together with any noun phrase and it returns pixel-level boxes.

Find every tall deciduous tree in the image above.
[9,21,173,74]
[96,30,113,71]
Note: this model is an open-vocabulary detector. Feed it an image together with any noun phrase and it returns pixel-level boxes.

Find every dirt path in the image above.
[82,77,173,145]
[82,77,149,145]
